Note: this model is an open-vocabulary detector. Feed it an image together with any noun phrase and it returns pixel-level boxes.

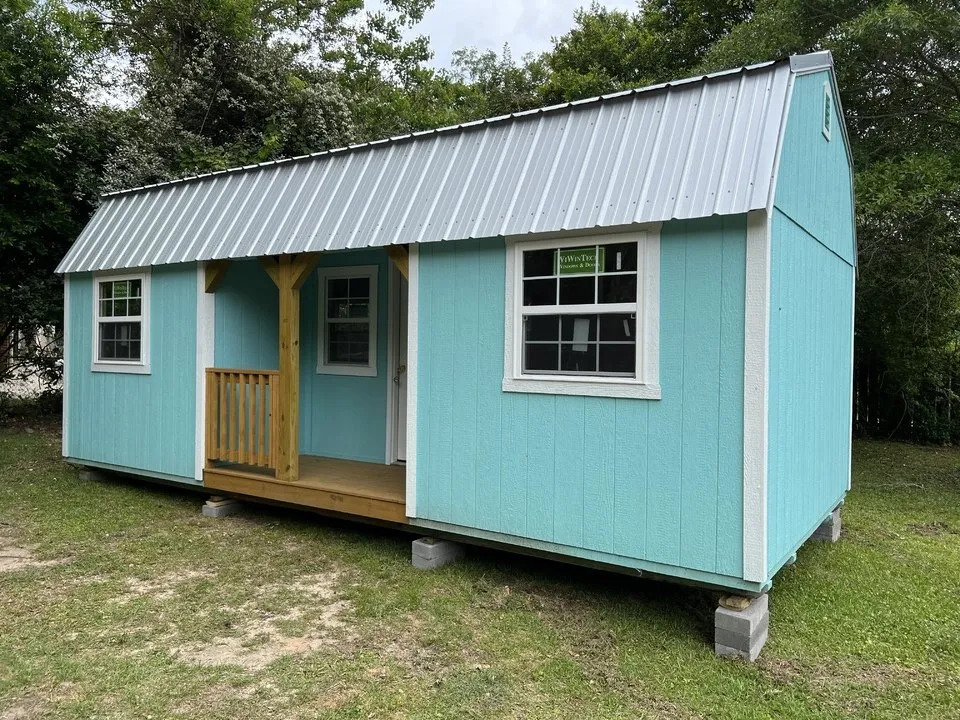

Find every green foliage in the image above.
[0,0,115,391]
[5,0,959,443]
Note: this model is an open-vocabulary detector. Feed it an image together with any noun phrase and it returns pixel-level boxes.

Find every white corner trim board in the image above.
[742,210,770,583]
[62,275,71,457]
[195,263,216,483]
[405,245,419,517]
[501,226,662,400]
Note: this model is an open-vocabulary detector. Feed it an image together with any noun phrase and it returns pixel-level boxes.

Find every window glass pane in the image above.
[328,278,349,298]
[113,299,128,317]
[328,339,369,364]
[560,315,597,343]
[599,314,636,342]
[113,281,129,299]
[348,301,369,318]
[127,340,141,360]
[599,344,635,374]
[100,282,113,300]
[101,323,116,341]
[129,279,141,297]
[327,321,370,364]
[524,343,558,372]
[598,275,637,303]
[602,242,637,273]
[128,298,141,316]
[524,315,559,342]
[349,277,369,298]
[100,300,113,317]
[100,340,115,359]
[328,299,350,319]
[131,323,141,341]
[561,344,597,372]
[523,278,556,306]
[523,249,555,277]
[559,276,594,305]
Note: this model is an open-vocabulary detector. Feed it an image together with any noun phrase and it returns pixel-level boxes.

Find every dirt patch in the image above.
[111,569,213,604]
[908,521,959,537]
[760,655,927,690]
[0,683,78,720]
[0,535,67,573]
[172,569,353,671]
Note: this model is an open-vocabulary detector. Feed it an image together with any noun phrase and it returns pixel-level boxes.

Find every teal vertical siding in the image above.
[767,69,856,575]
[65,264,198,482]
[416,217,748,581]
[299,250,390,463]
[214,252,389,464]
[775,71,855,264]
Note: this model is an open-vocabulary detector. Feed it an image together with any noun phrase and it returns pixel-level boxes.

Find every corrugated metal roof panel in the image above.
[57,57,801,274]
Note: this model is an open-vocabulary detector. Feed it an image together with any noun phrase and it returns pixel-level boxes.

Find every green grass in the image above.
[1,425,959,719]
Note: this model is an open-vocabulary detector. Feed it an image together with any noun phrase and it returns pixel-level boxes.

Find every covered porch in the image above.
[201,248,410,523]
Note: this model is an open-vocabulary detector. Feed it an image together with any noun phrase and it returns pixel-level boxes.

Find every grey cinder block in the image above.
[201,497,242,518]
[412,537,464,570]
[78,468,109,482]
[715,593,769,662]
[811,507,841,542]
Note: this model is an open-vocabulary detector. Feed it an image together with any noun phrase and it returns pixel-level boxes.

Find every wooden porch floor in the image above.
[203,455,406,523]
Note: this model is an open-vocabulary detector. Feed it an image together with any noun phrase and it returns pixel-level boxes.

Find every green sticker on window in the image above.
[556,247,603,274]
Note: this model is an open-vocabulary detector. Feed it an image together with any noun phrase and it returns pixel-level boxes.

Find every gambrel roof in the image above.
[57,52,839,274]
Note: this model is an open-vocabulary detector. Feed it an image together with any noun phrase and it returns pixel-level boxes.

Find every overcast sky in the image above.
[411,0,640,68]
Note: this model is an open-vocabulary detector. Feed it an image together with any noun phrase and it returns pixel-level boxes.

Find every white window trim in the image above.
[91,269,151,375]
[822,81,833,141]
[317,264,378,377]
[503,228,661,400]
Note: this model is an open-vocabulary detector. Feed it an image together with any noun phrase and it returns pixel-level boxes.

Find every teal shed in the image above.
[56,52,855,659]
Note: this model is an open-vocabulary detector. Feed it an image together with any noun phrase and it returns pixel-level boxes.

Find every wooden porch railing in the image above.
[205,368,279,471]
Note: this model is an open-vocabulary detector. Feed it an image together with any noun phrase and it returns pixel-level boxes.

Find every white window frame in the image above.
[91,270,151,374]
[317,265,378,377]
[822,81,833,141]
[503,228,660,400]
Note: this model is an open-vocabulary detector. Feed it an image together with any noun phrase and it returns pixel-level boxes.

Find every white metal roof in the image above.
[56,54,830,274]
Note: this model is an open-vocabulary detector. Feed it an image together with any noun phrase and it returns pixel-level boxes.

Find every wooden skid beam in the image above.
[204,260,231,293]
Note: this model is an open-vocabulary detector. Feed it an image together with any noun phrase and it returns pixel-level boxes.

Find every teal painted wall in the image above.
[774,71,855,264]
[416,217,748,582]
[65,264,198,482]
[214,252,390,463]
[767,69,856,575]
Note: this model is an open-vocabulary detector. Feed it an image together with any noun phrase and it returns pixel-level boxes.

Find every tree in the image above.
[0,0,115,398]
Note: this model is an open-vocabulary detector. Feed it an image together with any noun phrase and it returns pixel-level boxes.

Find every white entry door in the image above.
[394,276,408,462]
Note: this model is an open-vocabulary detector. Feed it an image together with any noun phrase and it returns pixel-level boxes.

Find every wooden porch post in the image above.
[261,253,321,482]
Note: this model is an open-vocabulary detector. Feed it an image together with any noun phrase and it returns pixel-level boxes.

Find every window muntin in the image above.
[520,241,639,378]
[94,275,147,367]
[318,266,378,376]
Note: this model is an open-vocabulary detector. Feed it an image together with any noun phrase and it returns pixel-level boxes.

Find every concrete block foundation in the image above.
[412,537,464,570]
[201,496,243,518]
[78,468,109,482]
[715,594,769,662]
[812,507,842,542]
